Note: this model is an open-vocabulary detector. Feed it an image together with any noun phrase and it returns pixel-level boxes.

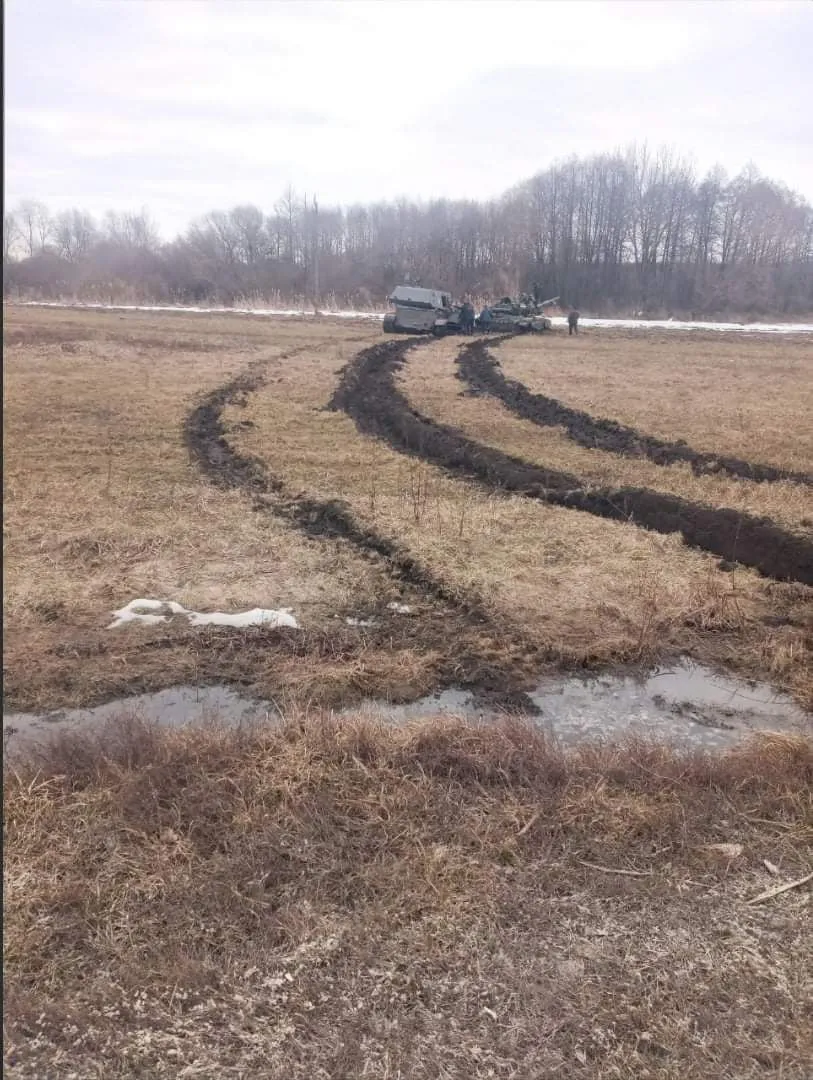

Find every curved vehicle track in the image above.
[183,349,547,708]
[457,338,813,487]
[330,339,813,586]
[184,354,465,606]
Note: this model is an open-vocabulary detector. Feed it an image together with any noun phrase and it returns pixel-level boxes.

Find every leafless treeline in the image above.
[5,146,813,316]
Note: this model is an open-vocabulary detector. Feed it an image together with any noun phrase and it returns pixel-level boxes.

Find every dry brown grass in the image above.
[404,335,813,535]
[3,307,411,709]
[4,306,813,712]
[4,717,812,1078]
[3,306,380,625]
[497,328,813,471]
[234,330,813,704]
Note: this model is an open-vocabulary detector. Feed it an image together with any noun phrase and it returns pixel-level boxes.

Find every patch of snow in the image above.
[13,300,813,333]
[345,617,377,627]
[108,598,299,630]
[548,315,813,334]
[108,598,171,628]
[108,609,170,628]
[187,607,298,629]
[16,300,386,322]
[386,602,413,615]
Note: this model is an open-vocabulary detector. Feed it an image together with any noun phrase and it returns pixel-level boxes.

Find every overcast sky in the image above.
[5,0,813,236]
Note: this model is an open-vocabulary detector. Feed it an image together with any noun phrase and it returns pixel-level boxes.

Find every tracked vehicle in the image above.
[383,286,463,336]
[479,296,555,334]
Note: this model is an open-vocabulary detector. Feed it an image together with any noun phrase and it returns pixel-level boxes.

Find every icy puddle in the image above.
[4,660,809,753]
[3,685,275,748]
[350,660,808,748]
[529,659,809,747]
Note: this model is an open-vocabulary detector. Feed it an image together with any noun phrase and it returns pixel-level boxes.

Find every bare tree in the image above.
[5,149,813,315]
[104,208,159,251]
[16,200,52,257]
[54,209,97,261]
[3,212,22,263]
[229,205,267,265]
[274,186,301,262]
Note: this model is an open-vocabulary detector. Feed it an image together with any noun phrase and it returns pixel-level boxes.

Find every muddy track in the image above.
[184,356,475,611]
[329,340,813,586]
[183,349,547,707]
[458,338,813,487]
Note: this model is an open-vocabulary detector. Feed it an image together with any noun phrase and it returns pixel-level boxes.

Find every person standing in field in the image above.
[460,300,475,334]
[568,308,580,335]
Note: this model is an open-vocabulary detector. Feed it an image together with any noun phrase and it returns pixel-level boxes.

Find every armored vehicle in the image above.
[383,286,463,336]
[478,296,554,334]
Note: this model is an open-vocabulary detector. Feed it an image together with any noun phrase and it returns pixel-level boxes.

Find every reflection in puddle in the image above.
[346,659,808,748]
[3,685,274,746]
[3,659,809,753]
[529,659,807,747]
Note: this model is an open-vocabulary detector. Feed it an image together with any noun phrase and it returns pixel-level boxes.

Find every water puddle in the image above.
[3,685,275,748]
[344,659,809,748]
[3,660,808,754]
[529,659,808,747]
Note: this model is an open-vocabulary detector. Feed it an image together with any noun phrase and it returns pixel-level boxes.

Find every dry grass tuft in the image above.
[5,716,812,1077]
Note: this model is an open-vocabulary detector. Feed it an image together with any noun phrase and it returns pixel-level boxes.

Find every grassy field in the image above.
[233,321,813,704]
[496,329,813,470]
[4,305,813,1077]
[3,309,436,711]
[5,306,812,709]
[5,718,812,1078]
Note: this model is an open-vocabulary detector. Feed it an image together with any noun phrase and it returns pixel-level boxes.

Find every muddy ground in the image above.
[4,307,812,718]
[182,341,548,711]
[330,338,813,585]
[459,337,813,486]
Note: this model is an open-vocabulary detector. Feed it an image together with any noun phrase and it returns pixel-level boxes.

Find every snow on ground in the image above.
[16,300,384,321]
[548,316,813,334]
[108,598,299,630]
[13,300,813,334]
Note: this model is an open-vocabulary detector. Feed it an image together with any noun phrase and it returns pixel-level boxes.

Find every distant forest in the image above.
[4,145,813,316]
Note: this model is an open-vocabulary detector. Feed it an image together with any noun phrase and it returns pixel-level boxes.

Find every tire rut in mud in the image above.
[458,338,813,487]
[329,340,813,586]
[184,358,471,609]
[183,350,545,708]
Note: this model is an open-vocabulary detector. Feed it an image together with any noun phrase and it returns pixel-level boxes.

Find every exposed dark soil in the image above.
[330,340,813,586]
[182,348,546,709]
[458,338,813,487]
[14,337,797,715]
[185,353,477,610]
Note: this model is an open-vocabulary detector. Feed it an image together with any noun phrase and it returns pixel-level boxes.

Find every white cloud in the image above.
[5,0,812,235]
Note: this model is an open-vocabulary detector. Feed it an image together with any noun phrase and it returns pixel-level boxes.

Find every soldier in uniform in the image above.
[568,308,580,335]
[460,300,475,334]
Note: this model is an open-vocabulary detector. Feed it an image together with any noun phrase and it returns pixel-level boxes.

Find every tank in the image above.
[478,297,553,334]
